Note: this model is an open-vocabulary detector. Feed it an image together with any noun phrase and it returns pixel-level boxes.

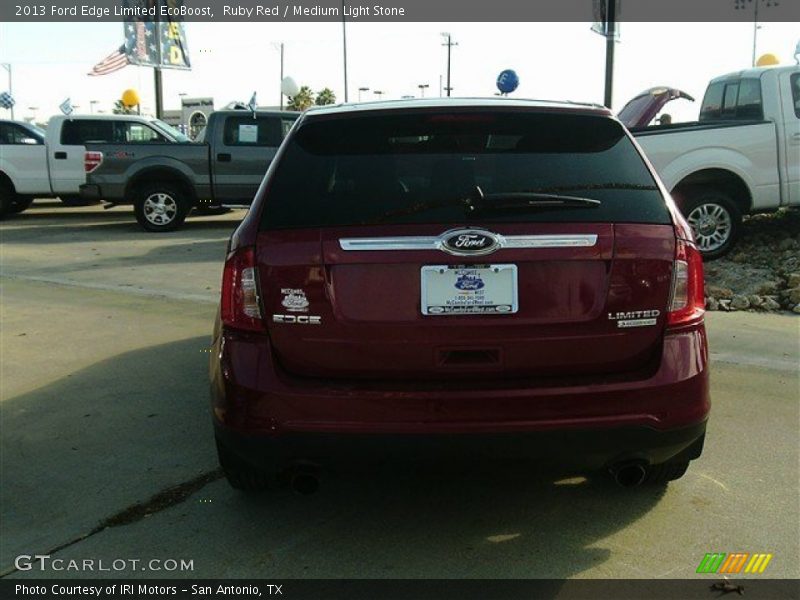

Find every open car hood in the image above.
[618,87,695,128]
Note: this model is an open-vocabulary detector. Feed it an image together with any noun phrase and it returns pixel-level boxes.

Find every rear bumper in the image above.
[215,420,706,472]
[210,324,710,469]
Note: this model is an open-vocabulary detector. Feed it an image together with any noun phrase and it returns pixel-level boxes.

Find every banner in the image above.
[122,1,191,70]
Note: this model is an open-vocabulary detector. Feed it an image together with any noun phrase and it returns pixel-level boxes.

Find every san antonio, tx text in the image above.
[16,583,279,596]
[223,3,406,17]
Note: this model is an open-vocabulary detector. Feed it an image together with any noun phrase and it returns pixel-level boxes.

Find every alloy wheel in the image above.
[686,202,732,253]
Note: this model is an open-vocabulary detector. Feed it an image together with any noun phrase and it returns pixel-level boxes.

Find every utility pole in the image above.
[441,33,457,97]
[279,43,284,110]
[342,0,349,102]
[603,0,616,109]
[154,68,164,118]
[751,0,760,66]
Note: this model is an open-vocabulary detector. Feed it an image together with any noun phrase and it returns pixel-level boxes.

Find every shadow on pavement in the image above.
[1,334,666,579]
[0,336,216,572]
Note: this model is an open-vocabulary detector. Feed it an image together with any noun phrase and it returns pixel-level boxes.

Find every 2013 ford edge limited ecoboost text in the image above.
[210,98,709,493]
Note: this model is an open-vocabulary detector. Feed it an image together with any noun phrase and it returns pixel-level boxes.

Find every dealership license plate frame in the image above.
[421,264,518,316]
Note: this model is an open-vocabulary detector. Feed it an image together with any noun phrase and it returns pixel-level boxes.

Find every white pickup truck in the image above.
[621,65,800,258]
[0,114,188,218]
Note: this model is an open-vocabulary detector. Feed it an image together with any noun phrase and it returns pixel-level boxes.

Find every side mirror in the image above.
[21,137,41,145]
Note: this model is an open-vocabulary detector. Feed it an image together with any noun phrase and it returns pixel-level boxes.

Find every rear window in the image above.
[222,116,295,146]
[60,120,169,144]
[61,120,114,144]
[259,111,670,230]
[700,79,763,121]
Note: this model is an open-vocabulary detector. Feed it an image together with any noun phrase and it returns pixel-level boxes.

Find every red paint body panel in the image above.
[256,223,677,380]
[211,325,708,435]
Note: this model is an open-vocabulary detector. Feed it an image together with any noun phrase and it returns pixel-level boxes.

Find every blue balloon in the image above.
[496,69,519,94]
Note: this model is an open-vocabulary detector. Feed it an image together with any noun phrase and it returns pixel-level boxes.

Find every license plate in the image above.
[421,264,518,315]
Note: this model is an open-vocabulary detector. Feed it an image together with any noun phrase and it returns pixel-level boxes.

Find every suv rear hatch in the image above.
[256,109,677,380]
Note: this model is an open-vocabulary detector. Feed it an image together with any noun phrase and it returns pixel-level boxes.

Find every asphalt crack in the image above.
[0,468,222,578]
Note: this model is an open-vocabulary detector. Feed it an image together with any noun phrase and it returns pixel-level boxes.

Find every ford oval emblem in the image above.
[440,229,500,256]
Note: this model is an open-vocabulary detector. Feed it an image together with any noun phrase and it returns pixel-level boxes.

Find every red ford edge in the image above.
[210,98,709,492]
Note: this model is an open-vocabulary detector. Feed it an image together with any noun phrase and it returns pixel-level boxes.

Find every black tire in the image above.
[680,190,742,260]
[0,177,25,219]
[133,183,190,232]
[0,179,16,219]
[646,461,690,485]
[8,197,34,214]
[216,438,283,492]
[59,195,95,207]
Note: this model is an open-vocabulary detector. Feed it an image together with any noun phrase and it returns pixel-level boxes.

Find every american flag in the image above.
[88,45,130,76]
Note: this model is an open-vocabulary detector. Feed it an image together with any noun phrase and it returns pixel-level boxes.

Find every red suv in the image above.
[210,99,709,493]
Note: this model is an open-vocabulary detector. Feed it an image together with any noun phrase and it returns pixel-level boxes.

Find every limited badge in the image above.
[280,288,309,312]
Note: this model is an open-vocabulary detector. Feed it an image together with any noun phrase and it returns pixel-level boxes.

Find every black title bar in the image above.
[5,0,800,22]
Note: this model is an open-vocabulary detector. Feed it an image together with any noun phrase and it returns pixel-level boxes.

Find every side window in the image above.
[721,83,739,118]
[791,73,800,119]
[699,83,724,121]
[0,123,42,144]
[736,79,763,119]
[0,123,13,144]
[116,122,168,143]
[222,116,282,146]
[61,120,115,144]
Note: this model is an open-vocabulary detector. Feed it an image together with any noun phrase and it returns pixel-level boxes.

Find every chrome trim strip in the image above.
[339,237,440,251]
[339,234,598,252]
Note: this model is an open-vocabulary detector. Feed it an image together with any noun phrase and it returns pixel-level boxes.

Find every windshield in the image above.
[260,111,669,230]
[150,119,191,143]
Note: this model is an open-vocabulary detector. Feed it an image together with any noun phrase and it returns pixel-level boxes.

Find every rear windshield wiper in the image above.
[466,187,601,213]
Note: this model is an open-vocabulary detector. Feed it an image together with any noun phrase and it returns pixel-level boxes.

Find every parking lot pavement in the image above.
[1,202,798,579]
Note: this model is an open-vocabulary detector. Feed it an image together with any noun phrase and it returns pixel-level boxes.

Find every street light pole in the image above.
[603,0,616,109]
[751,0,760,66]
[342,0,349,102]
[418,83,430,98]
[358,87,369,101]
[279,43,285,109]
[441,33,457,97]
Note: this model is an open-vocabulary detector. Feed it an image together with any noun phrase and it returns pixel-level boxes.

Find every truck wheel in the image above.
[215,439,284,492]
[682,191,741,260]
[0,180,17,219]
[134,184,189,232]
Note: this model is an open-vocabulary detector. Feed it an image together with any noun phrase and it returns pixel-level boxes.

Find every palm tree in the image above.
[287,86,315,111]
[315,88,336,106]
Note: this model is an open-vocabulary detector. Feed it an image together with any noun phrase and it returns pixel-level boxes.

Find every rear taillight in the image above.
[220,246,264,332]
[84,151,103,173]
[667,237,705,328]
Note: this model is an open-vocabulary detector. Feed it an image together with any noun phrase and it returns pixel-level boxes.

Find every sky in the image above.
[0,21,798,124]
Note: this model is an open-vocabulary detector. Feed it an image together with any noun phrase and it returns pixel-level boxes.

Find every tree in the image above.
[287,86,315,111]
[315,88,336,106]
[112,100,137,115]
